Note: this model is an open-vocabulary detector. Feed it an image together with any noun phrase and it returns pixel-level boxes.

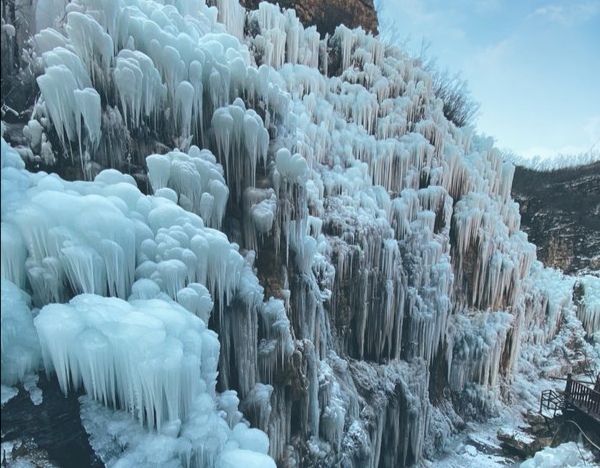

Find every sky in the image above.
[376,0,600,160]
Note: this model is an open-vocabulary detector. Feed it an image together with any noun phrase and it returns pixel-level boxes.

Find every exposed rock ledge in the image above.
[238,0,378,37]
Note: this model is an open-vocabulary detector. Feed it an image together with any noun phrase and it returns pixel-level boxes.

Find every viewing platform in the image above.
[540,373,600,429]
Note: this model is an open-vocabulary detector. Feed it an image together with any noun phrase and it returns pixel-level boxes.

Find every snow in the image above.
[2,23,16,37]
[430,398,597,468]
[521,442,595,467]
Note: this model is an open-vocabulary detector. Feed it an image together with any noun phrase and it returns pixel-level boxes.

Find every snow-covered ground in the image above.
[431,393,598,467]
[434,437,597,468]
[431,302,600,468]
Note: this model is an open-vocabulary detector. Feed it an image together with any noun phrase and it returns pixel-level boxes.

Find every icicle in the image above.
[73,88,102,151]
[214,0,245,40]
[333,25,354,71]
[1,280,42,387]
[576,276,600,339]
[1,224,29,289]
[175,80,195,139]
[66,12,114,88]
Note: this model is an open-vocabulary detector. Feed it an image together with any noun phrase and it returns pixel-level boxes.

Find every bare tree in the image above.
[374,1,480,128]
[422,54,480,128]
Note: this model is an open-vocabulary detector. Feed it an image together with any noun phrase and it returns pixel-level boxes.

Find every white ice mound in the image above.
[35,293,275,466]
[34,294,217,431]
[216,449,276,468]
[1,151,246,315]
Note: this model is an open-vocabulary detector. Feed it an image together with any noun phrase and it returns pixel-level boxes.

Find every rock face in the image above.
[1,377,102,468]
[239,0,378,37]
[497,427,540,458]
[511,162,600,275]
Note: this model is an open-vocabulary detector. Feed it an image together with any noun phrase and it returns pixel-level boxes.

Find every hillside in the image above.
[512,161,600,275]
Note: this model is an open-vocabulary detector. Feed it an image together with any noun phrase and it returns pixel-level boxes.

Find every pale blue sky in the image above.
[376,0,600,159]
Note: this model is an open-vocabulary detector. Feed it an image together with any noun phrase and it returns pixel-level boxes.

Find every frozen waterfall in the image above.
[1,0,599,466]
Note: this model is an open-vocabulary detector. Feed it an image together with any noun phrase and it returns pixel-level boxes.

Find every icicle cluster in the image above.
[212,99,269,201]
[249,3,322,70]
[576,275,600,340]
[147,145,229,229]
[447,311,513,397]
[35,46,102,168]
[518,265,575,347]
[28,0,256,172]
[35,295,217,432]
[1,126,286,464]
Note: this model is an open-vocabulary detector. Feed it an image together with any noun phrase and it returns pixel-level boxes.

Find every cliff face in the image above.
[511,162,600,275]
[239,0,378,37]
[251,0,600,280]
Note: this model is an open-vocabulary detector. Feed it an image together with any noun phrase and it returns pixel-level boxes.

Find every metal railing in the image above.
[565,373,600,417]
[540,389,565,417]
